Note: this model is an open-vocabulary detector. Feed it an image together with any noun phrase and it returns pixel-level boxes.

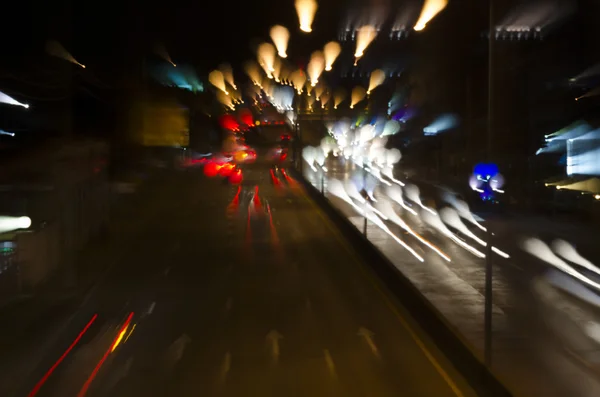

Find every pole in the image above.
[484,0,495,369]
[363,205,368,236]
[363,162,368,236]
[485,229,493,366]
[487,0,494,158]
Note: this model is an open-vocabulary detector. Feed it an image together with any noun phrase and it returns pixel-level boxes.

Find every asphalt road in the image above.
[303,155,600,397]
[14,164,473,397]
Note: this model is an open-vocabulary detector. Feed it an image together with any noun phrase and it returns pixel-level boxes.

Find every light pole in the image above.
[484,0,495,369]
[294,96,303,173]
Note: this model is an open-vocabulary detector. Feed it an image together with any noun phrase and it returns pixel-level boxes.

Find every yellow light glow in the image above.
[414,0,448,31]
[209,70,229,95]
[295,0,318,33]
[243,60,263,87]
[111,325,129,352]
[270,25,290,58]
[350,86,367,108]
[314,84,324,100]
[289,69,307,94]
[323,41,341,71]
[354,25,378,59]
[334,87,346,108]
[367,69,386,94]
[272,57,282,82]
[217,90,235,110]
[307,51,325,87]
[320,91,330,107]
[257,43,276,79]
[219,63,237,90]
[46,40,86,69]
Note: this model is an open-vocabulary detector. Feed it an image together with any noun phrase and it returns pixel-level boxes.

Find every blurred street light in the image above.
[413,0,448,31]
[0,216,31,234]
[0,91,29,108]
[295,0,318,33]
[46,40,85,68]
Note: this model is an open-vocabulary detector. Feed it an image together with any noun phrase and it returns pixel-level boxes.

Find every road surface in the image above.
[12,163,473,397]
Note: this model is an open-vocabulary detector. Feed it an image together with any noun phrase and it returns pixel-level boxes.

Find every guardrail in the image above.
[287,166,512,397]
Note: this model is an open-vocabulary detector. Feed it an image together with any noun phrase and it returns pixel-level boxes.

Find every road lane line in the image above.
[147,301,156,315]
[324,349,337,378]
[266,330,283,364]
[297,185,466,397]
[357,327,380,358]
[218,352,232,383]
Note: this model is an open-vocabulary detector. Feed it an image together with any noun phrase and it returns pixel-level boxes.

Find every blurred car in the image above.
[233,146,257,163]
[278,134,292,152]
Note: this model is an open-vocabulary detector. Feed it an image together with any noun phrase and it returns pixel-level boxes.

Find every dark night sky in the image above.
[3,0,599,158]
[2,0,352,73]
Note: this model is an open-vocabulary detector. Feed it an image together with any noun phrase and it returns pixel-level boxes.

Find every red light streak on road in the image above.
[252,185,262,209]
[28,314,99,397]
[270,169,281,187]
[226,186,242,214]
[280,168,299,189]
[76,312,134,397]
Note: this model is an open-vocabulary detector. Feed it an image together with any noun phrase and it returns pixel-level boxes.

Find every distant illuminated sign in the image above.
[470,163,504,201]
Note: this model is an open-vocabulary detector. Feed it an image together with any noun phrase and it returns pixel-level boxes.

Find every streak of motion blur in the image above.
[301,118,600,396]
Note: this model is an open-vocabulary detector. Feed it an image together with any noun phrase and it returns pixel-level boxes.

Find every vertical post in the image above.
[320,172,325,194]
[484,229,493,367]
[363,162,368,237]
[487,0,495,158]
[296,120,303,174]
[437,137,442,180]
[484,0,495,369]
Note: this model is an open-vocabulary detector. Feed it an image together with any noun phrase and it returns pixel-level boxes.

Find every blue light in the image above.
[474,163,499,178]
[472,163,502,202]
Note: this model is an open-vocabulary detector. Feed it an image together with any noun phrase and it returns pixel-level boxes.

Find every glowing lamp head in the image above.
[300,26,312,33]
[18,216,32,229]
[23,104,30,109]
[278,52,287,58]
[81,64,86,69]
[325,65,332,71]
